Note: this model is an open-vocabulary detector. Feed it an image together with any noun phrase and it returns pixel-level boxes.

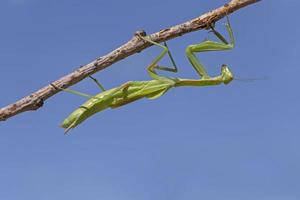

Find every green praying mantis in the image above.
[52,16,235,133]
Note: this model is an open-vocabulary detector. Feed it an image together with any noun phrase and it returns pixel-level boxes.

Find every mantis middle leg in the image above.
[140,36,178,80]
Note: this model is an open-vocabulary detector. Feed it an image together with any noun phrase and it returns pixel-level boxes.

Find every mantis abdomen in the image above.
[61,79,176,132]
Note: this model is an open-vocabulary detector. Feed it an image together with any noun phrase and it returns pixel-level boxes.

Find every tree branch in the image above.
[0,0,261,121]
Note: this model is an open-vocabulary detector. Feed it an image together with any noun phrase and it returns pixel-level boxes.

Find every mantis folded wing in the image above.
[54,16,235,133]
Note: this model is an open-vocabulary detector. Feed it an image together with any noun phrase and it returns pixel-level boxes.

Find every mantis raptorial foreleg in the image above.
[140,16,234,83]
[185,16,234,80]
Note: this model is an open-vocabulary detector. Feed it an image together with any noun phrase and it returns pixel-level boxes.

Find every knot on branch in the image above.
[31,97,44,109]
[134,30,146,37]
[0,94,44,121]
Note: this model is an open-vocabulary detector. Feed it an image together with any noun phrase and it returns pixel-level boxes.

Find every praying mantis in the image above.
[53,16,235,133]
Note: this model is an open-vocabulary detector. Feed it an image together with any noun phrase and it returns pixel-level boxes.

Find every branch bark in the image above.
[0,0,261,121]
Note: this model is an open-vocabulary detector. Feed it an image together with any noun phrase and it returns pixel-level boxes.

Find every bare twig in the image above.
[0,0,261,121]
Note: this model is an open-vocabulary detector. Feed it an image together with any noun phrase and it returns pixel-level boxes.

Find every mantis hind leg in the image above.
[50,75,106,99]
[185,16,235,81]
[88,75,106,91]
[139,36,177,80]
[50,83,94,99]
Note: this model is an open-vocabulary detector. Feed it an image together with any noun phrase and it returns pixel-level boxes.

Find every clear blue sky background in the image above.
[0,1,299,199]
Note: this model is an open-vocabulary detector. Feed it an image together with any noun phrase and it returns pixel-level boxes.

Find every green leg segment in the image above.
[185,16,235,80]
[50,83,94,99]
[89,75,106,91]
[140,36,178,80]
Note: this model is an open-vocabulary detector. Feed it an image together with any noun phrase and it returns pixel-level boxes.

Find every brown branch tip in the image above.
[0,0,261,121]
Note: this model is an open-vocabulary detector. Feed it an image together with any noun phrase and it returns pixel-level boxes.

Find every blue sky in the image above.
[0,1,299,199]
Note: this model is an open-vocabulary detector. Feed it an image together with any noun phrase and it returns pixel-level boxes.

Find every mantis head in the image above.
[221,64,234,85]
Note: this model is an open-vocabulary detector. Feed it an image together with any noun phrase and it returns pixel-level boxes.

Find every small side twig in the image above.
[0,0,261,121]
